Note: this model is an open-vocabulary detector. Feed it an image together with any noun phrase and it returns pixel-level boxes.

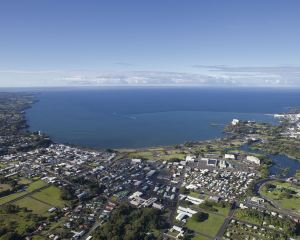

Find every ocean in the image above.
[26,87,300,149]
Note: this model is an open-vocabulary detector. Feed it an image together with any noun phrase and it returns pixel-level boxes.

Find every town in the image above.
[1,93,300,240]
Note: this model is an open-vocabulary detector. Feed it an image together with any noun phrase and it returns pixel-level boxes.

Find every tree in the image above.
[0,232,22,240]
[192,212,209,222]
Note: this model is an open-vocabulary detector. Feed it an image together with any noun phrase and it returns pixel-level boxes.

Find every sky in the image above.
[1,0,300,87]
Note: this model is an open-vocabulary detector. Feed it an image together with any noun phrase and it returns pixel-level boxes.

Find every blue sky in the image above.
[1,0,300,87]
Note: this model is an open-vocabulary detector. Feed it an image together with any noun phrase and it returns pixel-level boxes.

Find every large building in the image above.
[246,155,261,165]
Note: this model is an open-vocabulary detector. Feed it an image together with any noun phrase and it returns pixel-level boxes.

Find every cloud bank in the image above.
[0,66,300,87]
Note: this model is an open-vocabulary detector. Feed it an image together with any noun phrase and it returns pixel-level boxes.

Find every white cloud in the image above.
[0,66,300,87]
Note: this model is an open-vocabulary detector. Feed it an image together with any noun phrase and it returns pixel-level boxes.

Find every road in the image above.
[215,204,236,240]
[252,178,300,219]
[83,221,101,239]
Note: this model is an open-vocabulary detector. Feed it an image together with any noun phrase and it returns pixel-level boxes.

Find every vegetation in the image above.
[186,211,225,238]
[192,212,209,222]
[32,186,68,208]
[235,208,299,236]
[93,203,168,240]
[261,180,300,211]
[0,180,48,205]
[0,204,46,238]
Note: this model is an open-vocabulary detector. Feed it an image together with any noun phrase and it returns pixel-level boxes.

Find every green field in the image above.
[26,180,47,191]
[0,163,7,169]
[0,183,11,192]
[192,200,230,217]
[18,177,33,185]
[31,236,47,240]
[213,205,230,216]
[261,180,300,212]
[186,212,225,238]
[192,235,210,240]
[15,197,50,215]
[32,186,67,208]
[124,148,187,161]
[0,180,48,205]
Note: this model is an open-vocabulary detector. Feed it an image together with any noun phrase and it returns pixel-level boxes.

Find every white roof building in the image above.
[186,155,196,162]
[232,119,240,126]
[224,154,236,160]
[246,155,261,165]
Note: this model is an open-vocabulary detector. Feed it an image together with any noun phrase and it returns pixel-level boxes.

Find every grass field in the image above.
[186,212,225,238]
[0,183,11,192]
[212,205,230,216]
[32,186,67,208]
[191,201,230,217]
[18,177,33,185]
[31,236,47,240]
[0,180,48,205]
[125,148,187,161]
[192,235,210,240]
[0,163,7,169]
[15,197,50,215]
[261,180,300,212]
[26,180,47,191]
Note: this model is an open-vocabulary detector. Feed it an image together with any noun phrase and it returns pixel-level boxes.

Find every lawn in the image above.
[261,180,300,212]
[26,180,47,191]
[212,205,230,216]
[189,191,200,198]
[0,191,28,205]
[0,163,6,169]
[31,236,47,240]
[192,235,210,240]
[15,197,50,215]
[126,148,187,161]
[193,201,230,217]
[0,183,11,192]
[18,177,33,185]
[0,180,48,205]
[32,186,67,208]
[279,197,300,211]
[186,212,225,238]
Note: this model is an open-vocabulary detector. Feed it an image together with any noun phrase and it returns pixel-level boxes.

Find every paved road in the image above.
[215,205,236,240]
[252,178,300,219]
[83,221,101,239]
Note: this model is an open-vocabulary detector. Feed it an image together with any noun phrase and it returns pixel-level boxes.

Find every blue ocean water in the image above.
[26,87,300,149]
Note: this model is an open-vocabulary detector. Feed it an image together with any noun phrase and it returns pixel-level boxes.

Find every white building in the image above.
[132,159,142,163]
[224,154,236,160]
[219,160,228,169]
[246,155,261,165]
[186,155,196,162]
[231,119,239,126]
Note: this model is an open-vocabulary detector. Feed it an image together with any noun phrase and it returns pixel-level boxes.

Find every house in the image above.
[224,154,236,160]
